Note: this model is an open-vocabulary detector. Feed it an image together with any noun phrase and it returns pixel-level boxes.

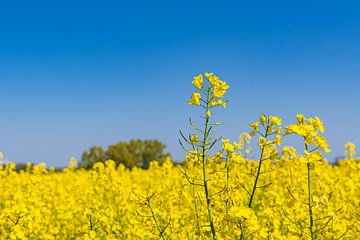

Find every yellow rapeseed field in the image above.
[0,73,359,239]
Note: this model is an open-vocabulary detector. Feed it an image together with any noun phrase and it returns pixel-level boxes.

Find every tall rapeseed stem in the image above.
[286,114,331,239]
[248,115,283,208]
[179,73,229,240]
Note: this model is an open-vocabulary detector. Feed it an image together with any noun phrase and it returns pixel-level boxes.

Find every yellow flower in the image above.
[188,92,201,105]
[296,114,305,124]
[93,161,104,170]
[315,135,331,152]
[285,123,315,137]
[192,74,203,89]
[213,80,229,98]
[250,122,259,132]
[211,99,226,108]
[190,134,199,143]
[258,136,266,148]
[274,135,282,146]
[206,109,212,117]
[260,114,267,125]
[269,116,282,125]
[205,72,219,86]
[281,146,297,159]
[308,116,324,132]
[222,139,234,152]
[304,151,323,164]
[275,127,283,134]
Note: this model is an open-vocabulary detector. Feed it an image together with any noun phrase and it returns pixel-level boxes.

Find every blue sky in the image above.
[1,1,359,167]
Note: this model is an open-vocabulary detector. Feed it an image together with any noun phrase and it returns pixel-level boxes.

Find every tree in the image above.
[140,140,169,168]
[79,146,107,169]
[79,139,170,169]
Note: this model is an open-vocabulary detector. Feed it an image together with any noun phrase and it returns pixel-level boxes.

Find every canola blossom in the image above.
[0,73,359,239]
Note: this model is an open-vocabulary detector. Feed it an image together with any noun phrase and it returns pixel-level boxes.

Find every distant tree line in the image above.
[79,139,171,169]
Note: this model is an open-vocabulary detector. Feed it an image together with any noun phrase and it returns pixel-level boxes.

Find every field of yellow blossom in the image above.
[0,73,359,239]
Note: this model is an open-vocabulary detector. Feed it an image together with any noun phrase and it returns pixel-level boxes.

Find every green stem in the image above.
[248,127,269,208]
[201,87,217,240]
[192,184,201,238]
[225,157,230,214]
[239,221,244,240]
[147,198,166,240]
[305,143,315,240]
[307,162,315,240]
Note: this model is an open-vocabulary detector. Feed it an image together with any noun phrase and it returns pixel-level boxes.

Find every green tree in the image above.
[79,146,107,169]
[79,139,170,169]
[106,141,138,168]
[142,139,170,168]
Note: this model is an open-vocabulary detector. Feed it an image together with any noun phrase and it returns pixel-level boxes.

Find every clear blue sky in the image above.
[1,1,359,167]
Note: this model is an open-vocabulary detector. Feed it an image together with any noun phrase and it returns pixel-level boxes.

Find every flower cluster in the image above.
[188,72,229,111]
[286,114,330,152]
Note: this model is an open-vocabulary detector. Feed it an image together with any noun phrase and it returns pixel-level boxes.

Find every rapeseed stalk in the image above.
[145,193,168,240]
[286,114,331,239]
[248,114,282,208]
[179,72,229,240]
[222,144,233,215]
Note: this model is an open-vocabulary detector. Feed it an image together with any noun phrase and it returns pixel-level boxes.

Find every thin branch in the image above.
[256,182,272,189]
[178,167,205,187]
[210,185,226,197]
[178,139,194,155]
[179,130,191,144]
